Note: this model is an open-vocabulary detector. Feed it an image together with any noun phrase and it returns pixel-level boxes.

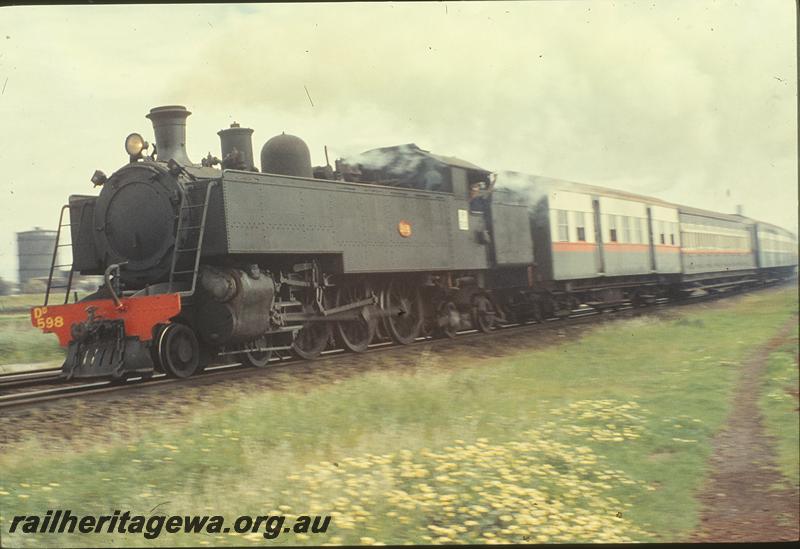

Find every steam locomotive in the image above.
[31,105,798,380]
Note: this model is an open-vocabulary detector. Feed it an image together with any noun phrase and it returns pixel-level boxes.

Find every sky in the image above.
[0,1,796,283]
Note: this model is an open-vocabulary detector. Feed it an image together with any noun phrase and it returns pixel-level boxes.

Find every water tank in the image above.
[260,133,313,178]
[17,228,57,286]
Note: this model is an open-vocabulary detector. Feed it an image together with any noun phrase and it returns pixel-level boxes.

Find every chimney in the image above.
[735,204,744,216]
[146,105,193,165]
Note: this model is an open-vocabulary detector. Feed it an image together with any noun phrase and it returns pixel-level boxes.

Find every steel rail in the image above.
[0,282,789,411]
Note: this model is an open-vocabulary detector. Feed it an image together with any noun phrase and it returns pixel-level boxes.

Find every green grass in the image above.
[0,294,46,314]
[759,331,799,489]
[0,288,796,547]
[0,314,64,366]
[0,293,91,366]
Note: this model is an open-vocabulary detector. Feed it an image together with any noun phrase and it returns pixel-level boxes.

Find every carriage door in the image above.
[646,207,657,271]
[592,199,605,273]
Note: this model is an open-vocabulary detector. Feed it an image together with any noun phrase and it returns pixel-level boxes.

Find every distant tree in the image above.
[0,276,9,296]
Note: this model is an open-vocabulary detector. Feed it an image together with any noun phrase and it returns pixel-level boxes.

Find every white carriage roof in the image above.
[499,171,679,209]
[498,171,790,229]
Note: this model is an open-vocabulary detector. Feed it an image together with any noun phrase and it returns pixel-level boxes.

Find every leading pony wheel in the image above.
[240,336,273,368]
[158,323,203,378]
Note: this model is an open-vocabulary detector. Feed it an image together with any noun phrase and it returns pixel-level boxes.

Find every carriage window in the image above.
[670,223,676,245]
[634,217,644,244]
[622,216,631,243]
[608,215,618,242]
[659,221,665,245]
[575,211,586,242]
[557,210,569,242]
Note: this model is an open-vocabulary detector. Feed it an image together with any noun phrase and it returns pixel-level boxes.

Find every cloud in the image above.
[0,1,796,283]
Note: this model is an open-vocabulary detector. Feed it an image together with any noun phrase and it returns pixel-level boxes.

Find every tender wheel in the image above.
[292,304,332,360]
[158,323,202,378]
[383,279,423,345]
[472,294,496,333]
[240,336,272,368]
[335,284,377,353]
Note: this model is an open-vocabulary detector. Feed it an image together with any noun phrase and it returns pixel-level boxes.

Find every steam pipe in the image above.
[104,262,127,310]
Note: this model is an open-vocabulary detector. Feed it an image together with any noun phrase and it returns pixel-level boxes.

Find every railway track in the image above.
[0,283,788,411]
[0,368,63,390]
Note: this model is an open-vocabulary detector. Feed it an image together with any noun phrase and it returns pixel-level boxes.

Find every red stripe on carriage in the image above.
[552,242,597,252]
[603,243,650,252]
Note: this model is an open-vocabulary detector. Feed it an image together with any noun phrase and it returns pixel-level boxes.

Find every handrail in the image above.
[43,205,70,306]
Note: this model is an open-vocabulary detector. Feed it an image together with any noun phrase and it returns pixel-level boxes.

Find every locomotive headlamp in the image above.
[124,133,148,157]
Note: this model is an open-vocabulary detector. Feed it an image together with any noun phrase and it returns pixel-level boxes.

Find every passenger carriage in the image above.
[677,206,759,292]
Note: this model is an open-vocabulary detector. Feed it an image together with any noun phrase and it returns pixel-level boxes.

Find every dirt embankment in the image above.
[691,317,799,542]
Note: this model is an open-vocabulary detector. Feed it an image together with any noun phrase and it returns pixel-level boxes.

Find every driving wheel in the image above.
[472,294,497,333]
[335,284,377,353]
[383,279,423,345]
[436,301,460,339]
[291,305,332,360]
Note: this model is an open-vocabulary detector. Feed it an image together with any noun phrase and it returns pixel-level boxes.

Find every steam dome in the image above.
[260,133,312,178]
